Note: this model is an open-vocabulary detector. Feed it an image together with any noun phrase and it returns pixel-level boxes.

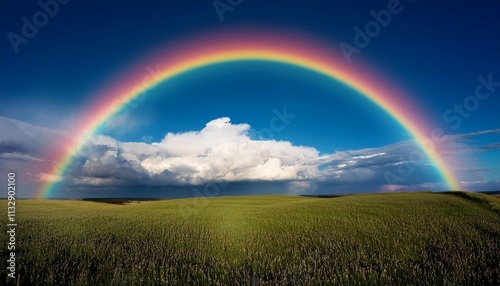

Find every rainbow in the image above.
[38,31,460,198]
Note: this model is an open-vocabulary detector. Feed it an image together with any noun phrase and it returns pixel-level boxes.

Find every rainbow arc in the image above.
[38,32,459,198]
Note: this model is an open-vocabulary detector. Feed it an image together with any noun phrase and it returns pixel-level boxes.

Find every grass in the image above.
[2,192,499,285]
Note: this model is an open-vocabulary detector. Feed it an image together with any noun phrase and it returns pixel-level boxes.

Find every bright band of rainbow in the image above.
[38,32,460,198]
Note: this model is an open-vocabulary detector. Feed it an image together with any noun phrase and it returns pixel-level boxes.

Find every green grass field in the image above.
[2,192,500,285]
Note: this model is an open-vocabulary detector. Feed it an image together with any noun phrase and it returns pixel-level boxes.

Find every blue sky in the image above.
[1,0,499,198]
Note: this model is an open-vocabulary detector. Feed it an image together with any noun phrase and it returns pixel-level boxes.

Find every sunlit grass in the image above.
[2,192,499,285]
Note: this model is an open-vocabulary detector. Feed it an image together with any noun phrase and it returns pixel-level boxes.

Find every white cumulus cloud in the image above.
[79,117,319,186]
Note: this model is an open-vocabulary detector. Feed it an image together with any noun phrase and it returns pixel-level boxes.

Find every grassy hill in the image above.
[2,192,500,285]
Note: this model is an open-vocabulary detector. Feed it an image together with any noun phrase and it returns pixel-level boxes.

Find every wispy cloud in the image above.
[0,115,68,160]
[434,129,500,155]
[447,129,500,139]
[458,180,500,191]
